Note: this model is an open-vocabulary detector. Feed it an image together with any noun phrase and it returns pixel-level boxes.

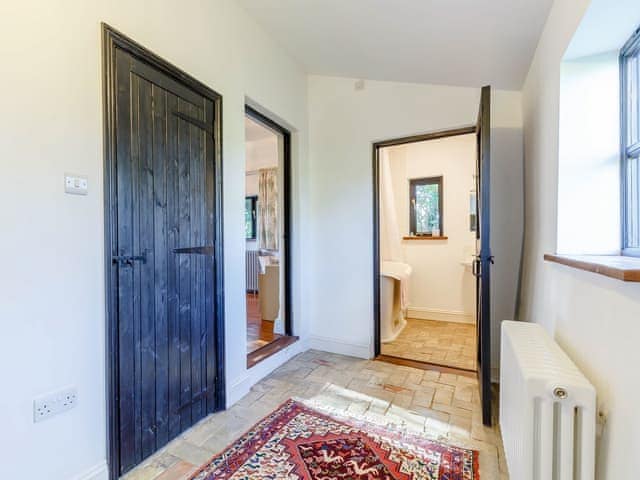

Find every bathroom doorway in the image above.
[244,106,297,367]
[373,87,493,426]
[373,127,479,372]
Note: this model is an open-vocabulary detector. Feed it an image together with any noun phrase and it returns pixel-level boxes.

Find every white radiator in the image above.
[246,250,259,293]
[500,321,596,480]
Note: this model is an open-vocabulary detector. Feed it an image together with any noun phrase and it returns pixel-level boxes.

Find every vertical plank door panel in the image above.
[165,91,182,441]
[204,99,217,412]
[152,84,170,448]
[129,72,143,465]
[189,102,204,423]
[137,76,157,459]
[176,97,193,432]
[115,49,136,474]
[110,42,221,476]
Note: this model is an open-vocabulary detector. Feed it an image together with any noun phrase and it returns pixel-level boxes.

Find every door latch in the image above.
[112,254,147,267]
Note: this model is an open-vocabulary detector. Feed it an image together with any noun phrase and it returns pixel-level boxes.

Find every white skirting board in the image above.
[227,375,253,408]
[226,337,308,407]
[407,307,474,324]
[71,461,109,480]
[308,334,371,359]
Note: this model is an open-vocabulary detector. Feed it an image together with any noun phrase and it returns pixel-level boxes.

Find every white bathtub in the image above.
[380,261,412,343]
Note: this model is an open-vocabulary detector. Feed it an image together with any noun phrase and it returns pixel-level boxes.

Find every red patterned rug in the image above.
[190,399,479,479]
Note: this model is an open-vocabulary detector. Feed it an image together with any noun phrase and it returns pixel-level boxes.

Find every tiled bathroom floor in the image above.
[123,350,507,480]
[381,318,477,370]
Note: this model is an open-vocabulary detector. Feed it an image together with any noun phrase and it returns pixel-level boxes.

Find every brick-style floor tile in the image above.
[380,319,477,370]
[123,350,507,480]
[154,461,197,480]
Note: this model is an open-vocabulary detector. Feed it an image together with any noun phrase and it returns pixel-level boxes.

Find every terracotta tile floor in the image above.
[123,350,508,479]
[381,318,477,371]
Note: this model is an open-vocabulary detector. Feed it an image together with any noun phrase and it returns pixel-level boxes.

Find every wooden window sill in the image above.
[544,254,640,282]
[403,236,448,241]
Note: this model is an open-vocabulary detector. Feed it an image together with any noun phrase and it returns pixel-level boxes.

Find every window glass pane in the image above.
[245,197,254,239]
[628,55,639,146]
[415,183,440,233]
[637,53,640,146]
[622,31,640,252]
[627,155,640,248]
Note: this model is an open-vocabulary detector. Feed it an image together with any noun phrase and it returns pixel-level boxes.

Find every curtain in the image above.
[258,168,279,250]
[380,149,403,262]
[380,148,410,313]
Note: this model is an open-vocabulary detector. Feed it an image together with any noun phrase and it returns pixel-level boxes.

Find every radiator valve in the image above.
[553,387,568,399]
[596,408,608,437]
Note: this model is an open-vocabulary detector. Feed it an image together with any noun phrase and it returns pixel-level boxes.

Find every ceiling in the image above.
[245,116,279,172]
[238,0,553,90]
[245,116,274,142]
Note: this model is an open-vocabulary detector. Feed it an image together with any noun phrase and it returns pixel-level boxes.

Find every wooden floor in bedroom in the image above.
[246,292,282,353]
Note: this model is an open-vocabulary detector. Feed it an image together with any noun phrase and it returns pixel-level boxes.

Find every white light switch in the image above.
[65,174,88,195]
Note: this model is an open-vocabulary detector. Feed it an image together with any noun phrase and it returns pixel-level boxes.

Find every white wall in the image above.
[384,135,476,321]
[0,1,309,479]
[307,75,523,378]
[520,0,640,477]
[558,52,620,254]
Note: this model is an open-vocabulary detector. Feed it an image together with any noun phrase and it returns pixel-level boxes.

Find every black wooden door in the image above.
[112,46,219,475]
[474,85,492,426]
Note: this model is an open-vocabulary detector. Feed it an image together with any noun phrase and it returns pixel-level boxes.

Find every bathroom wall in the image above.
[385,134,477,322]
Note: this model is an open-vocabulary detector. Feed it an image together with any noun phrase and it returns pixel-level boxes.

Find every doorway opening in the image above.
[373,86,493,426]
[244,106,297,368]
[374,128,478,372]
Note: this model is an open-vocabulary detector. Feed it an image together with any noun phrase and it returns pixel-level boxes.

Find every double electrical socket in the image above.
[33,387,78,423]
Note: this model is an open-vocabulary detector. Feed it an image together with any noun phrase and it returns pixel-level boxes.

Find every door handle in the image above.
[472,257,481,277]
[112,254,147,267]
[173,246,215,256]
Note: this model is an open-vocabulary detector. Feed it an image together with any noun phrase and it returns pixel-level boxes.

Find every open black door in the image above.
[474,85,492,426]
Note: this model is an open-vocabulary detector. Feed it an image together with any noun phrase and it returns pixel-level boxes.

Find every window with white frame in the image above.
[621,26,640,255]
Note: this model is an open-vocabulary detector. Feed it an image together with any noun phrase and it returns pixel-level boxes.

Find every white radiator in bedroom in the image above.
[500,321,596,480]
[246,250,260,293]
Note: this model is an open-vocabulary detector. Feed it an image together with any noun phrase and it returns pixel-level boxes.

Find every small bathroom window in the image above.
[410,176,443,236]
